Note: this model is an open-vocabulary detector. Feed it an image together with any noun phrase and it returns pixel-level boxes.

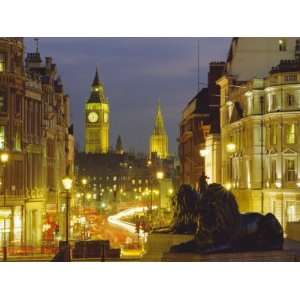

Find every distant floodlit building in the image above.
[218,37,300,227]
[149,101,169,159]
[85,69,109,154]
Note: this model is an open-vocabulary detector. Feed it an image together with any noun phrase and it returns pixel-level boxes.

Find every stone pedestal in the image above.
[143,233,300,261]
[142,233,193,262]
[162,250,300,262]
[286,222,300,242]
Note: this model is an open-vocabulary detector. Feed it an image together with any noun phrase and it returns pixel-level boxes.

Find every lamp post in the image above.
[62,176,73,262]
[1,152,9,262]
[156,171,164,226]
[81,178,87,240]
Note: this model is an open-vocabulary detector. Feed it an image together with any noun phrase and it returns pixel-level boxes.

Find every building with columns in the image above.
[218,39,300,228]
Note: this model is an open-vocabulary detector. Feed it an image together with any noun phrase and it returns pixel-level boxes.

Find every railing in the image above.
[0,244,58,257]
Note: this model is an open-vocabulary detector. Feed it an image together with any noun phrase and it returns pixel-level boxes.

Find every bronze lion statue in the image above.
[170,183,284,253]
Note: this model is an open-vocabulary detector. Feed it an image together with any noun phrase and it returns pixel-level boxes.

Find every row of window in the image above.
[228,122,298,153]
[84,176,150,184]
[0,126,21,151]
[268,123,296,145]
[0,93,22,114]
[0,53,5,72]
[229,158,299,186]
[0,52,22,74]
[267,93,300,112]
[225,92,300,125]
[270,159,297,183]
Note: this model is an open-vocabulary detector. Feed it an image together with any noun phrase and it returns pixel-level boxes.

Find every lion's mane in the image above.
[195,183,241,244]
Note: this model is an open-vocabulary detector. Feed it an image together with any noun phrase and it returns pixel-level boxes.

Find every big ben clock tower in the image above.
[85,68,109,154]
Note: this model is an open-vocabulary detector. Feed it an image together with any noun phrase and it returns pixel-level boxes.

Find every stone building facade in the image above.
[216,37,300,228]
[25,48,74,245]
[0,38,26,246]
[0,38,74,248]
[218,58,300,228]
[178,62,225,188]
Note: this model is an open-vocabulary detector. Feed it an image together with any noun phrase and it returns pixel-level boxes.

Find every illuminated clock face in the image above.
[104,112,108,123]
[88,112,99,123]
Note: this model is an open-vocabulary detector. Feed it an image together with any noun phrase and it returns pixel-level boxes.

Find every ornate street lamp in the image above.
[199,149,209,157]
[81,177,88,240]
[226,143,236,153]
[1,151,9,262]
[62,176,73,262]
[81,178,87,186]
[156,171,164,226]
[156,171,164,180]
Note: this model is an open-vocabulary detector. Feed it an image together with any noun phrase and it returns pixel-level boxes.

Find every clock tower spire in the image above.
[84,68,110,154]
[149,99,169,159]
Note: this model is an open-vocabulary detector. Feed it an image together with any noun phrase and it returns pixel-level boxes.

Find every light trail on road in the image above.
[108,206,157,237]
[107,206,157,258]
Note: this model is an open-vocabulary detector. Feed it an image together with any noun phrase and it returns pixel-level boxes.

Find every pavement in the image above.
[1,239,300,262]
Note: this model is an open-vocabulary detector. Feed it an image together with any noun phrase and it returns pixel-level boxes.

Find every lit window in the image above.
[0,126,5,149]
[285,74,297,82]
[287,94,295,107]
[272,94,277,110]
[279,39,287,51]
[15,129,21,151]
[0,53,5,72]
[0,95,6,112]
[287,203,297,222]
[286,159,296,182]
[270,124,277,145]
[271,160,277,184]
[286,124,296,144]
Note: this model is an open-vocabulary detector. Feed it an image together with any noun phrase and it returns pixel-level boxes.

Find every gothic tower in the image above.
[115,135,124,155]
[85,68,109,154]
[149,100,169,159]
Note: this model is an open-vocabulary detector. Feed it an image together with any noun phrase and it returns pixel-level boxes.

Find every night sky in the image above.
[24,38,231,155]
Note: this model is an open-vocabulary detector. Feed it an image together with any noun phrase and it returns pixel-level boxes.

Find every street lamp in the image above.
[226,143,236,153]
[199,149,208,157]
[62,176,73,262]
[81,178,87,186]
[1,151,9,262]
[156,171,164,180]
[156,171,164,226]
[168,188,174,195]
[81,178,88,240]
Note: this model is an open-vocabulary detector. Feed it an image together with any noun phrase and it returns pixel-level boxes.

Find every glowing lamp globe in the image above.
[62,176,73,191]
[0,152,9,163]
[156,171,164,180]
[226,143,236,153]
